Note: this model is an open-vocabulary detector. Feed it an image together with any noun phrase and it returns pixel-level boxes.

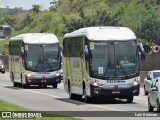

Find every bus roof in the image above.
[0,25,10,28]
[64,26,136,41]
[10,33,59,44]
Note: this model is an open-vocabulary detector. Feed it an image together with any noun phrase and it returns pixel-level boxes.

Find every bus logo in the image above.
[114,85,118,89]
[2,112,12,118]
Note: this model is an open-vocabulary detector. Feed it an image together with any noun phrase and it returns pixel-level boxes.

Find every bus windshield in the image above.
[89,40,138,79]
[25,43,60,72]
[4,27,11,34]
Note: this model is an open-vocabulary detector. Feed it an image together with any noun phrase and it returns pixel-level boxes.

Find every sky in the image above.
[0,0,55,10]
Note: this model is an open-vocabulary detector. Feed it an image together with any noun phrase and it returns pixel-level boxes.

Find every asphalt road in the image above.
[0,72,159,120]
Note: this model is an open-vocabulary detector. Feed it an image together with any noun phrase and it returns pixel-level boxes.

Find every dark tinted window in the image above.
[0,27,3,30]
[153,72,160,79]
[63,37,84,57]
[9,40,22,55]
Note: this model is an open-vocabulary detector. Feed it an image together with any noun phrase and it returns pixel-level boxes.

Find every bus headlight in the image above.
[133,81,138,86]
[26,72,32,79]
[93,82,98,86]
[56,73,60,76]
[1,65,5,68]
[88,78,99,86]
[56,70,61,76]
[132,79,138,86]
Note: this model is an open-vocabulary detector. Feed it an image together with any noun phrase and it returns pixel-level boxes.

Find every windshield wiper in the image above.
[118,64,129,78]
[34,59,42,71]
[103,65,109,79]
[44,60,53,71]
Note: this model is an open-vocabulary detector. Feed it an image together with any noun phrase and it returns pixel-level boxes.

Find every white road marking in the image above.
[24,89,124,111]
[88,104,123,111]
[134,97,147,101]
[23,89,62,99]
[0,83,9,86]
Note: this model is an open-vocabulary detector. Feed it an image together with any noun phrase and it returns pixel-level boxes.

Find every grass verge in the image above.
[0,100,78,120]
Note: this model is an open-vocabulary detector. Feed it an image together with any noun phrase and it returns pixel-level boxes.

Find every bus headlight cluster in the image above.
[56,73,60,76]
[133,81,138,86]
[26,72,32,79]
[56,71,61,76]
[132,79,138,86]
[1,65,5,68]
[89,78,99,86]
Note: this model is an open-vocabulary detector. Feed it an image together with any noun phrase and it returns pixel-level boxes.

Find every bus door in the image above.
[70,57,83,94]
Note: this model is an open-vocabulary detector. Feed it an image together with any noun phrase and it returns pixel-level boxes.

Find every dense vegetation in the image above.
[1,0,160,45]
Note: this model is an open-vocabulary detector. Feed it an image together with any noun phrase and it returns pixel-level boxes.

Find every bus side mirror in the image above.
[84,45,89,60]
[138,43,145,61]
[59,46,62,64]
[21,47,24,59]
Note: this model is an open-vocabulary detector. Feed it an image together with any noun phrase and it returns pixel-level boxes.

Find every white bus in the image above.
[9,33,62,88]
[0,25,11,38]
[63,26,145,103]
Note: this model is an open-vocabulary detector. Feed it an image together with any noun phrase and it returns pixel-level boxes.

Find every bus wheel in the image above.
[77,95,82,100]
[126,96,133,103]
[12,73,17,87]
[84,88,92,103]
[144,85,148,95]
[157,99,160,113]
[68,81,75,99]
[13,82,18,87]
[148,98,154,112]
[53,83,58,88]
[2,70,5,74]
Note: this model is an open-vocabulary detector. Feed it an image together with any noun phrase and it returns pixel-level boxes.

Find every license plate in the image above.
[112,90,120,94]
[41,80,47,83]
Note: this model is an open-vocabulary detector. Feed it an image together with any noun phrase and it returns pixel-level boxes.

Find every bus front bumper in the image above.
[25,75,61,85]
[90,84,140,98]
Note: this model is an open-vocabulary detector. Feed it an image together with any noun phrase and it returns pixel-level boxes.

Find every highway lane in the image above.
[0,72,159,120]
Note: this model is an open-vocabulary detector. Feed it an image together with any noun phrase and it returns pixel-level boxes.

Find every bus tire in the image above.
[84,93,92,103]
[148,98,154,112]
[76,95,82,100]
[126,96,133,103]
[21,74,28,88]
[53,83,58,88]
[84,88,92,103]
[12,73,17,87]
[68,81,75,99]
[13,82,18,87]
[157,99,160,113]
[144,85,148,95]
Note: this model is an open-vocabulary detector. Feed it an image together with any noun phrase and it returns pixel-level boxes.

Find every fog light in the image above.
[133,90,137,93]
[94,91,99,94]
[27,80,31,82]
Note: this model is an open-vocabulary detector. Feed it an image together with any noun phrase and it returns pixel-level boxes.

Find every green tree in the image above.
[4,16,19,27]
[15,14,33,30]
[32,4,42,13]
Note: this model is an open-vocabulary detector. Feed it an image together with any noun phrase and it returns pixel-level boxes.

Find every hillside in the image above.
[1,0,160,45]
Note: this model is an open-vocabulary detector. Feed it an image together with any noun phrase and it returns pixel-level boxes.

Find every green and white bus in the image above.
[63,26,145,103]
[9,33,62,88]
